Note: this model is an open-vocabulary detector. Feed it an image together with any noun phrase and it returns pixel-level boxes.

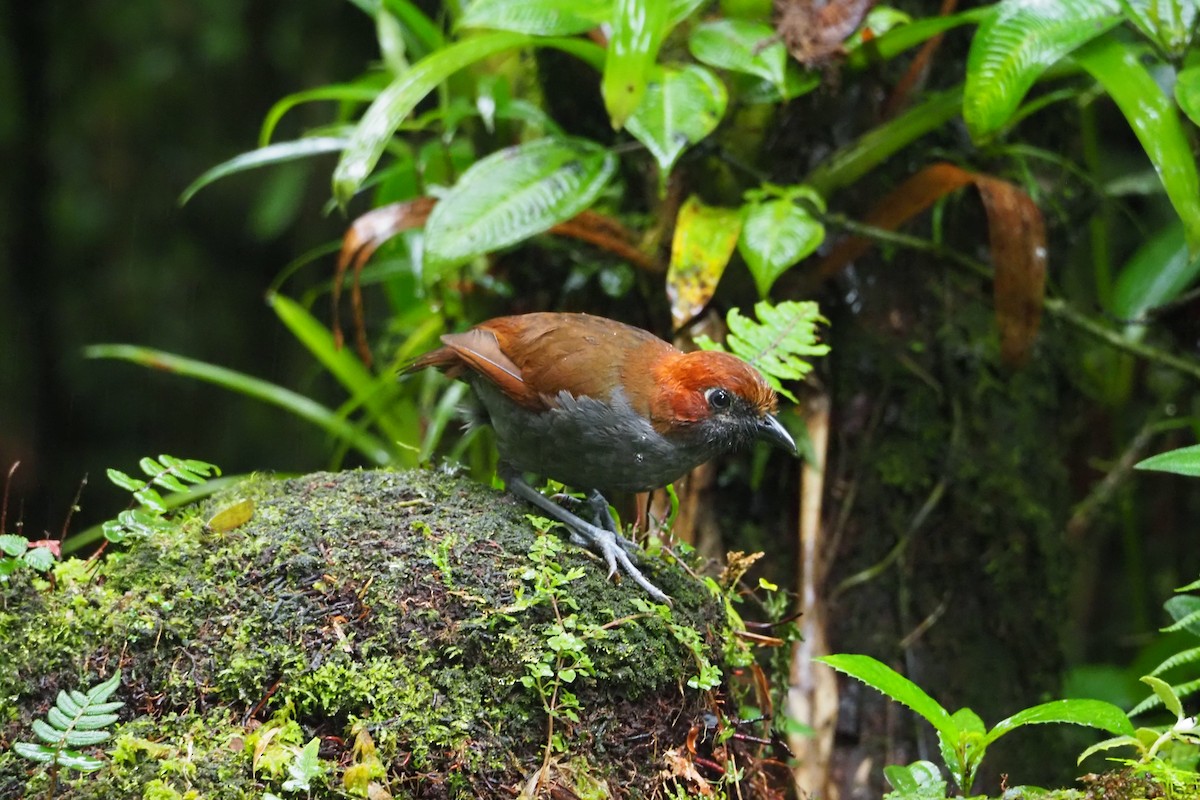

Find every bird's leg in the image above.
[501,468,671,604]
[584,490,638,552]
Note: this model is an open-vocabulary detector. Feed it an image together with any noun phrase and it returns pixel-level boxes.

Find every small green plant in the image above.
[882,760,946,800]
[631,597,721,691]
[0,533,57,581]
[817,653,1133,794]
[12,671,124,800]
[102,455,220,543]
[1080,676,1199,764]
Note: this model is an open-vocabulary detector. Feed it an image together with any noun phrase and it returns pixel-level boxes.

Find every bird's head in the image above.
[646,350,797,456]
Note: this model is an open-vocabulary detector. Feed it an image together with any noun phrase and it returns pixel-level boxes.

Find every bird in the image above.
[406,312,797,602]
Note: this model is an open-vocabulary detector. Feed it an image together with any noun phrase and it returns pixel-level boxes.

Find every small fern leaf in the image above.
[14,672,124,773]
[705,300,829,402]
[1149,645,1200,676]
[12,743,56,763]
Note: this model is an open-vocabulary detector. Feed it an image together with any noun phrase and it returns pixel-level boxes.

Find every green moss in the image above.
[0,469,736,798]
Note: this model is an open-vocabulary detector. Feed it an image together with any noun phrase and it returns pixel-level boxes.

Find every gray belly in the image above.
[473,381,709,492]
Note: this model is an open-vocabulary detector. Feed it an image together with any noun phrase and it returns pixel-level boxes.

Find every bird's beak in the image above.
[757,414,797,456]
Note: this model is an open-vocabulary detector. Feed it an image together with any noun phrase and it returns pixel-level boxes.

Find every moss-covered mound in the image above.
[0,469,738,799]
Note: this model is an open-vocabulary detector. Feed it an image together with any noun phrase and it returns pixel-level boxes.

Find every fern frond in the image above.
[1149,646,1200,677]
[103,455,220,542]
[696,300,829,402]
[12,672,124,773]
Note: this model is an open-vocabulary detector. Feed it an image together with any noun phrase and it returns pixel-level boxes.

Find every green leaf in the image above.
[259,83,383,148]
[625,65,727,175]
[1074,33,1200,253]
[688,20,787,89]
[602,0,670,129]
[423,137,616,273]
[816,654,959,743]
[883,760,946,799]
[983,699,1134,748]
[1141,675,1185,720]
[85,344,396,465]
[1135,444,1200,477]
[180,138,348,205]
[0,534,26,557]
[1176,65,1200,127]
[54,749,106,772]
[282,737,324,792]
[963,0,1121,139]
[1111,222,1200,342]
[335,31,533,204]
[1077,734,1145,764]
[459,0,611,35]
[12,742,57,764]
[22,547,55,573]
[105,469,145,493]
[738,190,825,297]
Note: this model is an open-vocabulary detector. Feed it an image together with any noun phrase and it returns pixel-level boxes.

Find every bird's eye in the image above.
[705,387,732,410]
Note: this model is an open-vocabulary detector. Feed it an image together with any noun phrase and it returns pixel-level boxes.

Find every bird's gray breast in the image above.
[472,381,709,492]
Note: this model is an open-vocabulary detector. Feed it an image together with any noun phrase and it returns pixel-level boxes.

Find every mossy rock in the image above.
[0,469,737,799]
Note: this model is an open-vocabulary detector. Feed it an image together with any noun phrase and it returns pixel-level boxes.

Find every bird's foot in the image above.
[504,472,670,604]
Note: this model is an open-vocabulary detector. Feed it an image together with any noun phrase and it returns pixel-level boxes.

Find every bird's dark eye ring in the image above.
[705,387,732,410]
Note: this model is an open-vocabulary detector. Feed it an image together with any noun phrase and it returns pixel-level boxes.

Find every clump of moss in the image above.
[0,469,745,798]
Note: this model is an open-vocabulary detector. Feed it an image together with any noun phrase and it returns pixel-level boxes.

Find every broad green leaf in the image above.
[667,0,706,28]
[0,534,26,556]
[1111,223,1200,342]
[846,6,993,69]
[738,190,825,297]
[626,65,727,175]
[964,0,1121,139]
[602,0,670,129]
[1075,34,1200,254]
[983,699,1134,747]
[689,20,787,89]
[1135,443,1200,477]
[1175,65,1200,127]
[335,31,532,204]
[666,196,743,329]
[883,760,946,798]
[423,137,616,273]
[85,345,395,465]
[1141,676,1184,720]
[180,138,348,205]
[459,0,610,35]
[1077,734,1144,764]
[816,654,959,743]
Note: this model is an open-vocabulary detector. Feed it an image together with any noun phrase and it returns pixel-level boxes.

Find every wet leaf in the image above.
[688,20,787,89]
[602,0,670,129]
[423,137,617,274]
[667,196,743,330]
[206,499,256,532]
[738,189,825,297]
[1075,33,1200,253]
[626,65,727,176]
[963,0,1121,139]
[459,0,610,35]
[975,174,1047,366]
